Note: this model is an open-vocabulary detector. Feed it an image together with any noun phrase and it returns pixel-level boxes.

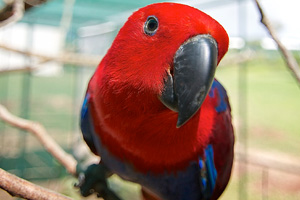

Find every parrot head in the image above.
[100,3,229,128]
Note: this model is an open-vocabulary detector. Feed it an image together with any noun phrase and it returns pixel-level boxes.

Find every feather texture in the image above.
[80,3,234,200]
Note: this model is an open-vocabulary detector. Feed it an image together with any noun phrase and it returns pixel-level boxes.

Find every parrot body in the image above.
[80,3,234,200]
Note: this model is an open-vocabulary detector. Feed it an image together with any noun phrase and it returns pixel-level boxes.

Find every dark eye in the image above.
[144,16,159,36]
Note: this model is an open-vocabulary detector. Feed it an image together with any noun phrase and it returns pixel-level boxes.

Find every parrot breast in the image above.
[88,68,218,173]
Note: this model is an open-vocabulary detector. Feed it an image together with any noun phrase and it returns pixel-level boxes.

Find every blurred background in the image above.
[0,0,299,199]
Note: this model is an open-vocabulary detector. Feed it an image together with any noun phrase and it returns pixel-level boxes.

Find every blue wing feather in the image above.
[209,80,228,113]
[80,93,98,154]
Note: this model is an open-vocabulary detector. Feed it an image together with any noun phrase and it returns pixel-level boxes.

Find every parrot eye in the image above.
[144,16,159,36]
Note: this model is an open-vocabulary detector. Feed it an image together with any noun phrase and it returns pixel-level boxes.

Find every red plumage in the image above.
[82,3,234,199]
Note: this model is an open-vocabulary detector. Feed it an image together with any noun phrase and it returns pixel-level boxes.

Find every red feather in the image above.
[86,3,230,174]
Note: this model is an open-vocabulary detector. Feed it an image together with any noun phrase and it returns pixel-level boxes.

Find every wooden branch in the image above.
[0,104,77,176]
[0,104,78,198]
[0,1,14,22]
[219,49,255,67]
[0,168,72,200]
[0,58,51,74]
[254,0,300,84]
[0,0,24,28]
[236,150,300,176]
[25,0,48,6]
[0,43,101,72]
[0,65,36,74]
[0,0,50,28]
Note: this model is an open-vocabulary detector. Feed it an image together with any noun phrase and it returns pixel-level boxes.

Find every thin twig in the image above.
[254,0,300,84]
[236,150,300,176]
[0,43,102,74]
[0,104,77,176]
[0,65,37,74]
[0,58,52,74]
[219,49,255,67]
[0,168,72,200]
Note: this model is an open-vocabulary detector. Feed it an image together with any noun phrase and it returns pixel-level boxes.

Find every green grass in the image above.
[216,52,300,156]
[220,167,300,200]
[216,52,300,199]
[0,67,93,180]
[0,67,94,131]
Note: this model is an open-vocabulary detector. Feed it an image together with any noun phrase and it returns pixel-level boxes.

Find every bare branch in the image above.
[0,65,38,74]
[236,148,300,176]
[0,58,52,74]
[254,0,300,84]
[0,0,51,28]
[0,104,77,176]
[0,168,72,200]
[25,0,48,6]
[0,43,101,73]
[219,49,255,67]
[0,0,24,28]
[0,103,79,198]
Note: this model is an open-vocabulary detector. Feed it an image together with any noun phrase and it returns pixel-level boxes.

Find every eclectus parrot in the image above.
[79,3,234,200]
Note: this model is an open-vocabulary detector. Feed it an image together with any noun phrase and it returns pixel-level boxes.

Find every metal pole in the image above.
[238,0,249,199]
[0,73,9,165]
[262,168,269,200]
[18,23,34,179]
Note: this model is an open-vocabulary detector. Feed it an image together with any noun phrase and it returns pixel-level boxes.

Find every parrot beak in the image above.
[159,35,218,128]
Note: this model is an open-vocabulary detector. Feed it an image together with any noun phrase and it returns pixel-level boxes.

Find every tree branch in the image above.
[0,168,72,200]
[0,43,102,73]
[254,0,300,84]
[25,0,48,7]
[0,0,24,28]
[0,104,77,176]
[0,103,79,198]
[0,0,50,28]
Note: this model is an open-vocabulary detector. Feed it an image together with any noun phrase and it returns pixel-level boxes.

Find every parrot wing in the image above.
[209,80,235,200]
[80,92,99,156]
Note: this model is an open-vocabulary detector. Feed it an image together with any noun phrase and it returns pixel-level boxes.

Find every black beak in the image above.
[159,35,218,128]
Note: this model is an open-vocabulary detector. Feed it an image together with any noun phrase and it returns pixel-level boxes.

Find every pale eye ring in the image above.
[144,16,159,36]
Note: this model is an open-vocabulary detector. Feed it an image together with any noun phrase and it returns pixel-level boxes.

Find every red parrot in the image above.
[79,3,234,200]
